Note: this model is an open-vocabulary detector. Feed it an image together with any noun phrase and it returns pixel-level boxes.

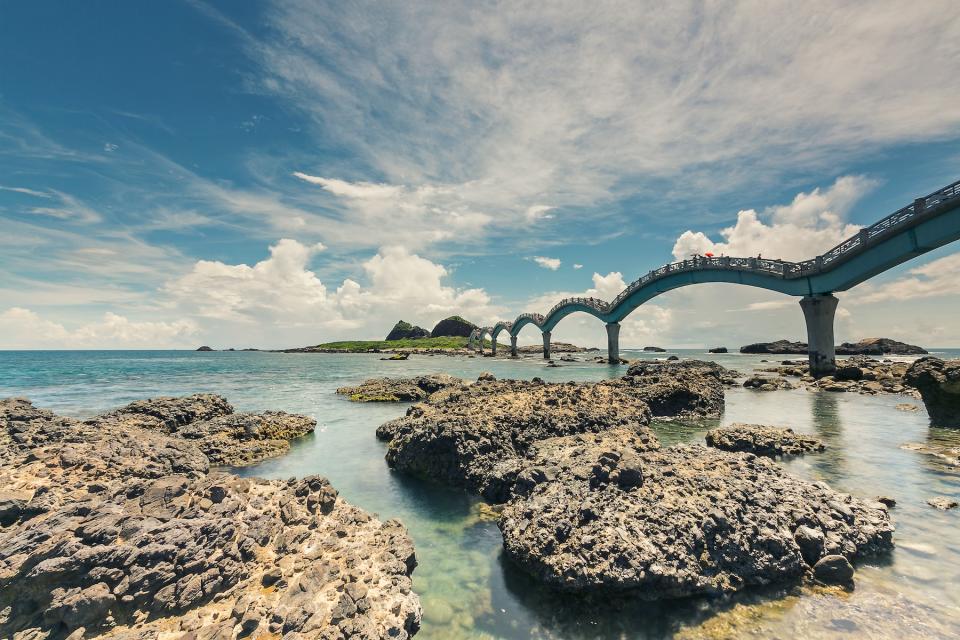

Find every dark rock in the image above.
[742,375,794,391]
[876,496,896,508]
[705,424,825,457]
[380,380,656,502]
[196,346,214,351]
[740,339,808,354]
[385,320,430,341]
[904,357,960,427]
[619,360,730,418]
[381,353,410,361]
[812,555,855,585]
[499,444,892,596]
[836,338,927,355]
[667,355,679,361]
[477,372,497,382]
[643,346,666,352]
[337,374,464,403]
[708,347,728,353]
[430,316,477,338]
[835,366,864,381]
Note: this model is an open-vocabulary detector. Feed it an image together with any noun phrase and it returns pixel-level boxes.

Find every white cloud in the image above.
[524,205,554,222]
[572,263,583,270]
[745,300,795,311]
[531,256,562,270]
[671,176,875,261]
[0,307,197,349]
[163,239,504,346]
[0,185,50,198]
[853,252,960,303]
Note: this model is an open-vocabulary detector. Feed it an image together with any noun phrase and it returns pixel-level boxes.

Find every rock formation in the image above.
[89,394,315,467]
[0,398,421,639]
[617,360,731,418]
[385,321,430,341]
[643,346,666,352]
[499,443,892,596]
[377,379,655,502]
[429,316,477,338]
[196,346,214,351]
[904,357,960,427]
[705,424,825,457]
[741,338,926,355]
[708,347,728,353]
[337,374,464,402]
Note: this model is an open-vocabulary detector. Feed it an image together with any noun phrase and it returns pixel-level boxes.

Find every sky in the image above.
[1,0,960,350]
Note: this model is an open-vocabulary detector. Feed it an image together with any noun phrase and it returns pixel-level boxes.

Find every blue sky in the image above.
[2,1,960,349]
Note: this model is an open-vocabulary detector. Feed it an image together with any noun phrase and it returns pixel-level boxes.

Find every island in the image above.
[741,338,927,355]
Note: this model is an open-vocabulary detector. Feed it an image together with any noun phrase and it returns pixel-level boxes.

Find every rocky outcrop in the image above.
[705,424,825,457]
[429,316,477,338]
[617,360,731,418]
[926,497,958,510]
[89,394,315,467]
[378,379,655,502]
[904,357,960,427]
[499,443,893,596]
[516,342,587,354]
[742,338,926,355]
[643,346,666,352]
[196,346,214,351]
[0,398,421,639]
[337,374,464,403]
[385,320,430,341]
[761,356,918,397]
[740,340,808,355]
[708,347,728,353]
[743,375,795,391]
[836,338,927,355]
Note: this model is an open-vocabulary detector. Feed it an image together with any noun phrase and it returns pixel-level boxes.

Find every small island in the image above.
[741,337,927,355]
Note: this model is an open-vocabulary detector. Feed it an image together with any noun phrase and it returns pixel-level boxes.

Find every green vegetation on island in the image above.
[295,336,492,353]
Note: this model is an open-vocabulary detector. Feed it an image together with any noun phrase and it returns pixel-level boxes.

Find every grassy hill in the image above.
[306,336,492,352]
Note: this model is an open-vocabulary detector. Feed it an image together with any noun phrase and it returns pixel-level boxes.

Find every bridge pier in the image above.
[491,338,497,356]
[800,293,838,378]
[510,335,518,357]
[542,331,551,360]
[606,322,620,364]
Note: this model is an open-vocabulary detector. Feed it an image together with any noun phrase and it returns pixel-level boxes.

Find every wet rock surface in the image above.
[0,397,421,640]
[761,356,920,398]
[617,360,733,418]
[336,374,465,403]
[499,443,893,597]
[705,424,825,457]
[901,441,960,467]
[926,496,959,510]
[904,357,960,427]
[378,379,655,502]
[90,394,315,467]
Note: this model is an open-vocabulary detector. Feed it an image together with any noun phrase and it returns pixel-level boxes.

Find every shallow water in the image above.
[2,348,959,639]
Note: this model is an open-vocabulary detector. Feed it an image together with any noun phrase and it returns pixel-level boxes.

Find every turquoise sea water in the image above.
[2,348,959,639]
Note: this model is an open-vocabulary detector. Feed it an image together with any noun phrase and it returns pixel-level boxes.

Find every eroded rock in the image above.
[705,424,825,457]
[499,444,893,597]
[336,374,464,403]
[0,398,421,640]
[905,357,960,427]
[618,360,733,417]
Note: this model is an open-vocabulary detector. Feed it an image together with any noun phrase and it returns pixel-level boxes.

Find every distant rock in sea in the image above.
[430,315,477,338]
[741,338,926,355]
[196,345,214,351]
[385,319,430,341]
[643,346,666,352]
[708,347,728,353]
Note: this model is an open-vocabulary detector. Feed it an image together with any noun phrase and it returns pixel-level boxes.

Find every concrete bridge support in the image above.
[492,338,497,356]
[800,293,839,378]
[606,322,620,364]
[510,335,518,357]
[542,331,551,360]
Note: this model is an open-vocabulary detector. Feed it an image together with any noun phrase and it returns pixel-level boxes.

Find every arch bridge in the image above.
[471,178,960,375]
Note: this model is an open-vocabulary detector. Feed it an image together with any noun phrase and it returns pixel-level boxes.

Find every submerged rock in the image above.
[89,394,315,467]
[705,424,825,457]
[379,380,655,502]
[901,441,960,467]
[0,398,421,639]
[904,357,960,427]
[926,496,959,510]
[499,443,893,597]
[337,374,464,402]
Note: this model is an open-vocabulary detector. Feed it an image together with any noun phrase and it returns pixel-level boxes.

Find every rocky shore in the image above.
[752,356,920,397]
[366,364,891,598]
[0,397,421,639]
[904,356,960,427]
[337,375,464,403]
[741,338,927,355]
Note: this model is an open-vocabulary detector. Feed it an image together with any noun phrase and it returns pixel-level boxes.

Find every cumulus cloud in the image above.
[163,239,504,346]
[0,307,197,349]
[672,176,876,261]
[853,253,960,303]
[531,256,562,270]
